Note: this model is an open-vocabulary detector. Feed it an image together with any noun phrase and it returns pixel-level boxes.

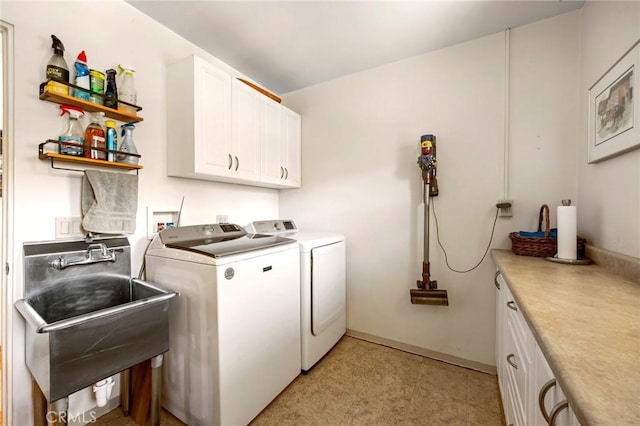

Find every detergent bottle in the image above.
[117,123,139,164]
[117,65,137,105]
[73,50,90,101]
[58,105,85,156]
[84,112,106,160]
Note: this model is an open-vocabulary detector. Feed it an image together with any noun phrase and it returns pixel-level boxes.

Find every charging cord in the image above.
[431,200,500,273]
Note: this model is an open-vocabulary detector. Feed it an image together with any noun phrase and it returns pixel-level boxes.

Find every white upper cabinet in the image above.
[231,79,261,181]
[260,98,284,185]
[167,54,301,189]
[281,107,301,188]
[167,55,233,179]
[261,104,301,188]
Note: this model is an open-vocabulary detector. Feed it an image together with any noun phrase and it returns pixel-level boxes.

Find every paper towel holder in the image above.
[545,255,592,265]
[546,199,592,264]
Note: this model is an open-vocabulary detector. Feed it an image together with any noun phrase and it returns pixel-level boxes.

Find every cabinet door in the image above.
[232,80,261,181]
[495,272,507,399]
[260,98,284,185]
[532,345,581,426]
[281,107,301,188]
[194,58,233,176]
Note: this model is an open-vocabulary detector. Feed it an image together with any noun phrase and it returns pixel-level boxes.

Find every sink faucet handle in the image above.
[87,243,109,258]
[51,255,67,270]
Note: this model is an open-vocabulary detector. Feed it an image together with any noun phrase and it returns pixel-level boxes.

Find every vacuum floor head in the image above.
[410,288,449,306]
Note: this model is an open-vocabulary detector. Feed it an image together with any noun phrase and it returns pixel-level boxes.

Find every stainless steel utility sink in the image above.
[15,237,176,403]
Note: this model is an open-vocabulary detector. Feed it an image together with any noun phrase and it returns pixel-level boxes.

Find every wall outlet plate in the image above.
[497,200,513,217]
[216,215,229,224]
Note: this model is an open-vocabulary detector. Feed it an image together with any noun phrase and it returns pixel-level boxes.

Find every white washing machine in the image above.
[144,223,301,426]
[246,220,346,372]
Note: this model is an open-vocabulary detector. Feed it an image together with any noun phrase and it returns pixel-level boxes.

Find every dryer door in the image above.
[311,241,346,335]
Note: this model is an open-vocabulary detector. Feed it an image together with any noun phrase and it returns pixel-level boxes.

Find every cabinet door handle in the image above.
[506,353,518,369]
[549,400,569,426]
[494,271,501,290]
[506,301,518,311]
[280,166,284,179]
[284,167,289,179]
[538,379,557,423]
[235,156,239,171]
[228,154,233,170]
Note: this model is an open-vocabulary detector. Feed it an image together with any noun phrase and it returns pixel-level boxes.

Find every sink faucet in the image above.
[51,243,116,270]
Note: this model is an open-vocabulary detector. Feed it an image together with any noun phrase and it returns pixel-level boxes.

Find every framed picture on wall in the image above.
[588,39,640,163]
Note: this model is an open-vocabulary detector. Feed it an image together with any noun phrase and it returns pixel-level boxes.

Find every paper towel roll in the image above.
[557,205,577,260]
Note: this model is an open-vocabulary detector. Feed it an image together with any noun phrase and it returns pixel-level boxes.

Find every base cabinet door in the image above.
[495,269,581,426]
[531,345,580,426]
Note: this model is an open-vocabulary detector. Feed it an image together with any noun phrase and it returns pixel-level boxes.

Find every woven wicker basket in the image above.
[509,204,586,257]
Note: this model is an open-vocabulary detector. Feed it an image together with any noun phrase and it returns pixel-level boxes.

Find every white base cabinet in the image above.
[167,54,301,189]
[495,271,580,426]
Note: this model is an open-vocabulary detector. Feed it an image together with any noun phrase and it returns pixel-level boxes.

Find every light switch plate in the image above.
[55,217,84,239]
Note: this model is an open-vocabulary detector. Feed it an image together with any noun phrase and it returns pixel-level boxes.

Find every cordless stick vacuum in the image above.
[411,134,449,306]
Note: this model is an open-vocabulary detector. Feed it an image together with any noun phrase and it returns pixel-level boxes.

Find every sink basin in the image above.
[16,238,176,402]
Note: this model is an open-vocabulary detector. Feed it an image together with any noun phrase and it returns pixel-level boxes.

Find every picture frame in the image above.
[588,40,640,163]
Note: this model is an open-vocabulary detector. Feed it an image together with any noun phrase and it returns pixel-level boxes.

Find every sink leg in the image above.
[48,397,69,425]
[121,368,131,416]
[32,377,47,426]
[150,354,164,426]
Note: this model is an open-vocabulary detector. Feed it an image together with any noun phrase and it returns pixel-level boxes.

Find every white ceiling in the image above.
[128,0,583,95]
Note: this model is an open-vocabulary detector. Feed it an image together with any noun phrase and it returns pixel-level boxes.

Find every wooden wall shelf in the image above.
[39,140,142,173]
[39,82,144,123]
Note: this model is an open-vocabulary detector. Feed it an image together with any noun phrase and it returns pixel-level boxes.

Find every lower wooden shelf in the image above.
[39,140,143,172]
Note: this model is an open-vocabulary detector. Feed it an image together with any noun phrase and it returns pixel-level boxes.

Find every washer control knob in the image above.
[274,222,282,231]
[200,225,215,235]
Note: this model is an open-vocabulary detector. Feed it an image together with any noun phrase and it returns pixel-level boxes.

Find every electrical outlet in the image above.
[216,215,229,224]
[497,200,513,217]
[55,217,84,239]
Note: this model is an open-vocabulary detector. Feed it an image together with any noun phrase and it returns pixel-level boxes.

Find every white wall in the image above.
[2,1,279,422]
[577,1,640,258]
[280,11,581,366]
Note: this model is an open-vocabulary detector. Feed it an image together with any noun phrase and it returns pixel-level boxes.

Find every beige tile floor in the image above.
[96,336,505,425]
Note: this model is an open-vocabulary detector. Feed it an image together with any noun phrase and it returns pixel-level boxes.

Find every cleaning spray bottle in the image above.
[46,35,70,95]
[104,69,118,109]
[117,123,139,164]
[117,65,137,105]
[58,105,85,157]
[73,50,90,101]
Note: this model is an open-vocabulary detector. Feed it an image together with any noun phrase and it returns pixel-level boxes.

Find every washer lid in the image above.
[159,223,295,258]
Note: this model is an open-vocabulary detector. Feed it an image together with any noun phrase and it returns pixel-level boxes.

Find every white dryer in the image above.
[246,220,346,372]
[145,223,300,426]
